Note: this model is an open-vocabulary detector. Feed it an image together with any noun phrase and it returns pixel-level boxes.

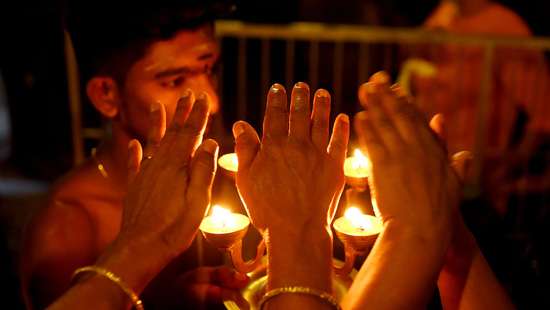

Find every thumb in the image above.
[127,139,143,185]
[451,151,473,182]
[232,121,260,171]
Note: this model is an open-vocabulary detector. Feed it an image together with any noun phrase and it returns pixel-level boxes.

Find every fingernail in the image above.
[181,88,192,99]
[232,122,245,138]
[269,84,285,108]
[372,71,390,84]
[294,81,309,91]
[453,150,473,161]
[293,82,309,111]
[315,88,330,99]
[150,102,161,113]
[338,114,350,124]
[270,83,284,93]
[197,92,208,101]
[202,139,218,155]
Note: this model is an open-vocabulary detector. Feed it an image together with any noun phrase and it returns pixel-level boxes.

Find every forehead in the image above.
[141,25,218,72]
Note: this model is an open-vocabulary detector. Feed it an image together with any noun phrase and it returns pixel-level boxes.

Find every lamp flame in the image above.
[211,205,235,228]
[344,207,372,231]
[351,149,370,170]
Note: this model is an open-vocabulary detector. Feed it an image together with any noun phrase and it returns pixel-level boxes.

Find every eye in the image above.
[161,76,186,88]
[204,60,220,77]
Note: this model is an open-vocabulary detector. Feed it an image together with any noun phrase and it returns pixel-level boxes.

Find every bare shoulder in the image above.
[50,159,116,204]
[483,4,532,35]
[22,160,109,262]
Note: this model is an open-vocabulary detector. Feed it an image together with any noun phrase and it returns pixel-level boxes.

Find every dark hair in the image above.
[66,0,235,85]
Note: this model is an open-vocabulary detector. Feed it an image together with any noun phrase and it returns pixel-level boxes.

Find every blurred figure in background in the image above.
[412,0,550,214]
[408,0,550,307]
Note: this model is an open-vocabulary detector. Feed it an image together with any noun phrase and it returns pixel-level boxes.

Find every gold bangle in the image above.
[259,286,341,310]
[72,266,144,310]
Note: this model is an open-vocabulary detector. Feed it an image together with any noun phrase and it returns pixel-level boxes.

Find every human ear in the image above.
[86,77,122,118]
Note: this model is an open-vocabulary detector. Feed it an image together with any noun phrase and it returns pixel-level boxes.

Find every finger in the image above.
[187,139,219,223]
[378,83,427,143]
[170,92,210,161]
[262,83,288,140]
[370,71,391,87]
[127,139,142,184]
[289,82,311,141]
[180,266,249,288]
[233,121,260,171]
[357,71,391,110]
[185,284,223,306]
[390,83,413,103]
[354,111,388,162]
[358,82,403,150]
[169,89,195,132]
[429,113,446,142]
[451,151,473,182]
[210,267,250,289]
[144,102,167,158]
[311,89,331,151]
[327,113,350,165]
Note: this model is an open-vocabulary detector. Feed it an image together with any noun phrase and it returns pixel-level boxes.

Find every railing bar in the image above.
[358,43,369,84]
[216,21,550,50]
[286,40,295,90]
[237,38,247,119]
[260,39,271,116]
[471,44,495,191]
[333,42,344,114]
[309,40,319,90]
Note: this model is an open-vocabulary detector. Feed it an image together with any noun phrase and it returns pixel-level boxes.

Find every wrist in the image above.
[266,225,333,292]
[95,235,175,294]
[382,220,451,263]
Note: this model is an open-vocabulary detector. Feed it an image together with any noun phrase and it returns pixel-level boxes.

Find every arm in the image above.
[233,83,350,309]
[48,91,218,309]
[342,72,460,309]
[344,223,447,310]
[21,201,96,309]
[437,218,515,310]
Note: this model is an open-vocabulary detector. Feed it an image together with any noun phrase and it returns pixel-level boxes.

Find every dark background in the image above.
[1,1,550,309]
[1,0,550,181]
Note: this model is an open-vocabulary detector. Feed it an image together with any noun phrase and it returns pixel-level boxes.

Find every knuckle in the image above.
[395,103,420,121]
[194,153,214,169]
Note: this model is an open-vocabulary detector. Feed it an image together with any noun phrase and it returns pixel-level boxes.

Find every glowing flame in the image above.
[211,205,236,228]
[218,153,239,172]
[344,207,372,231]
[351,149,369,170]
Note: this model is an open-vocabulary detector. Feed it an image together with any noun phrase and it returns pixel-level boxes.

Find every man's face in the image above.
[121,24,220,140]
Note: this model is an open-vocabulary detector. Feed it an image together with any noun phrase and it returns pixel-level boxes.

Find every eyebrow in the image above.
[154,53,216,79]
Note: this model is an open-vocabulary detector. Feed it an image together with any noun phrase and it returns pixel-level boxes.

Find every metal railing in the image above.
[68,21,550,192]
[213,21,550,189]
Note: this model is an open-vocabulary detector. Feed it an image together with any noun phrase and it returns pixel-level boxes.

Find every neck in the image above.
[95,122,134,193]
[457,0,490,16]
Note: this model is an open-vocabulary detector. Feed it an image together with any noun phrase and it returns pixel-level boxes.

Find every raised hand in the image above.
[343,72,464,309]
[233,83,349,234]
[232,82,349,309]
[97,90,218,294]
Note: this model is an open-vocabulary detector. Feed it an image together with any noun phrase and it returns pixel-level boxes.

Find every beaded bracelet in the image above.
[258,286,341,310]
[72,266,144,310]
